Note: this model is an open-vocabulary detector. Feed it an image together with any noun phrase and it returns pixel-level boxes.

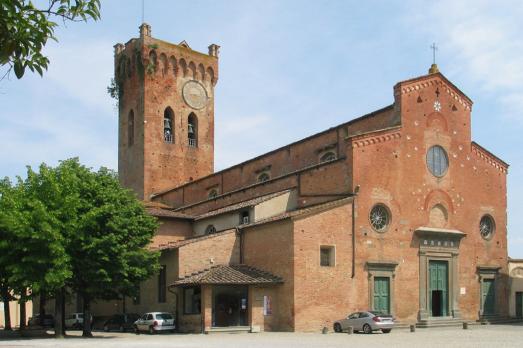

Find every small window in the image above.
[146,314,153,320]
[240,211,250,225]
[320,151,336,163]
[208,189,218,199]
[369,204,390,232]
[426,145,449,177]
[158,265,166,303]
[184,286,201,314]
[258,172,270,183]
[164,107,174,143]
[128,110,135,146]
[205,225,217,235]
[479,215,495,240]
[320,246,335,267]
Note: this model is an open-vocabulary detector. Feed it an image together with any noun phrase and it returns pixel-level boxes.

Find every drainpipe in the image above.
[351,185,360,278]
[236,227,244,264]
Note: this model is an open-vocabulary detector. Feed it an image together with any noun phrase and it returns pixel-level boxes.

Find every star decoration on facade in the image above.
[433,100,442,112]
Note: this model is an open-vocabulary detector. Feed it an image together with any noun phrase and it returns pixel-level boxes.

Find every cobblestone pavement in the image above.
[1,324,523,348]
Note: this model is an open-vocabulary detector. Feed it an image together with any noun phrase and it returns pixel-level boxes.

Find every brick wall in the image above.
[243,220,294,331]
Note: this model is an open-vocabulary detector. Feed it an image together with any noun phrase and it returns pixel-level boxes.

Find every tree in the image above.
[0,178,15,330]
[0,167,73,336]
[0,0,101,79]
[59,161,159,337]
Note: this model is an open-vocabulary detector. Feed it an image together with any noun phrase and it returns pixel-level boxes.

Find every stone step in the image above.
[416,318,467,328]
[477,316,523,325]
[205,326,252,334]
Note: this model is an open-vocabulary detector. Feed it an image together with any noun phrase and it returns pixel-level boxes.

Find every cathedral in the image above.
[112,24,509,332]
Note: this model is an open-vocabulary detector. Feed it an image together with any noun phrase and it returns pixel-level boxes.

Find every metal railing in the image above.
[164,133,173,143]
[188,138,197,147]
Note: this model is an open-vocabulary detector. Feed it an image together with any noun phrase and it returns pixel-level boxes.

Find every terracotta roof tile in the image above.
[146,207,194,220]
[153,228,237,251]
[169,264,283,287]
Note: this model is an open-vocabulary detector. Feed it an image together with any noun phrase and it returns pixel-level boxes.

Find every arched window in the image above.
[164,107,174,143]
[208,189,218,199]
[128,110,134,146]
[205,225,216,235]
[320,151,336,163]
[188,113,198,147]
[258,172,270,183]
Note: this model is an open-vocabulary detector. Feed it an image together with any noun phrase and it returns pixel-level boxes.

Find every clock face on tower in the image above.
[182,80,208,110]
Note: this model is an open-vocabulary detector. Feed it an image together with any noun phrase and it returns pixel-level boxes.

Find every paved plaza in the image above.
[1,324,523,348]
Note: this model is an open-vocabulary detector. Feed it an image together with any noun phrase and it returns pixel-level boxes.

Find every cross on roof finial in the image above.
[428,42,440,74]
[431,42,438,65]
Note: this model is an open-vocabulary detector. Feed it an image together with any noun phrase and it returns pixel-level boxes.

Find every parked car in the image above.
[65,313,92,329]
[103,313,140,332]
[28,314,54,327]
[333,311,394,334]
[133,312,175,334]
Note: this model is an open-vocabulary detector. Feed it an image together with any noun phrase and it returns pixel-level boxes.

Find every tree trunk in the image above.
[19,299,26,330]
[61,292,66,336]
[54,288,64,338]
[39,292,46,318]
[82,295,93,337]
[1,286,12,331]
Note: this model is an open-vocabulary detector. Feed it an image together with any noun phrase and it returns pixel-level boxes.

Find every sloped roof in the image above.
[169,264,283,287]
[153,228,236,251]
[193,190,291,220]
[146,207,194,220]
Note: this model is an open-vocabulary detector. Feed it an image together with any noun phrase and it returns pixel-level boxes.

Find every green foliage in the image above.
[146,62,155,75]
[0,158,159,322]
[107,77,121,101]
[0,0,101,79]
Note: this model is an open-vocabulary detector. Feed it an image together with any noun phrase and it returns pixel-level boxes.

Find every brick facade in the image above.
[108,26,510,333]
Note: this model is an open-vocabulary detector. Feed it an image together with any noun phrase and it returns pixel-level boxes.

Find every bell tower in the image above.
[115,24,219,199]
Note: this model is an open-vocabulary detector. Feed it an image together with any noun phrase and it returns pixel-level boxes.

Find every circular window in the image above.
[426,145,449,177]
[479,215,495,240]
[369,204,391,232]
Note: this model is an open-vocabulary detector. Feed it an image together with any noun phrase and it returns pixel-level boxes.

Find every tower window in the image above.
[128,110,134,146]
[188,113,198,147]
[164,107,174,143]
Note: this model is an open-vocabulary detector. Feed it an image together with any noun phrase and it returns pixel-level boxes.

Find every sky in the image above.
[1,0,523,256]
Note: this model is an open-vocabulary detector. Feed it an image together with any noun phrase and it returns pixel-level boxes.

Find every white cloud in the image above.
[406,0,523,121]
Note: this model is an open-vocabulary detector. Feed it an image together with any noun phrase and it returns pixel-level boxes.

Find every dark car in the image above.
[28,314,54,328]
[103,313,141,332]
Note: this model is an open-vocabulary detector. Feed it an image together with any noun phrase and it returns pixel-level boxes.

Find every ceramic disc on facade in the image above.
[183,80,208,110]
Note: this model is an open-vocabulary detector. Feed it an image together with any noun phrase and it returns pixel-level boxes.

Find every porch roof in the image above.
[169,264,283,287]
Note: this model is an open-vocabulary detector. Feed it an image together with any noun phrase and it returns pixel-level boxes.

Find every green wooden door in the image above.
[373,277,390,314]
[516,292,523,318]
[482,279,496,315]
[429,261,448,317]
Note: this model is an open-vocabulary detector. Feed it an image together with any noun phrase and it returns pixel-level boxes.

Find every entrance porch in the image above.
[168,264,283,333]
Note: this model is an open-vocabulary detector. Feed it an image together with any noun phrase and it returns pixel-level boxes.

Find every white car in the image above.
[134,312,175,334]
[65,313,92,329]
